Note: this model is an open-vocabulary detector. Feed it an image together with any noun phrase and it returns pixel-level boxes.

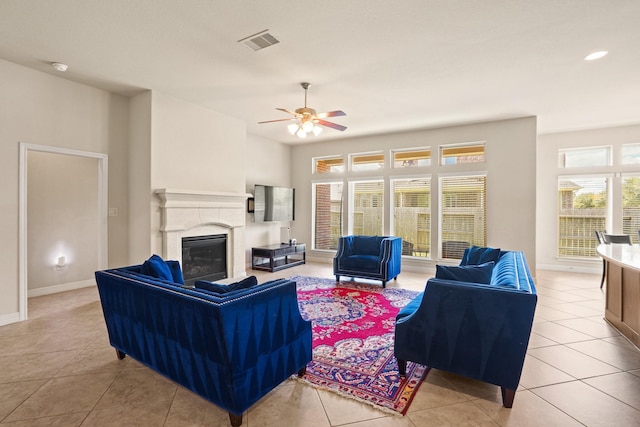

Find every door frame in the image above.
[18,142,108,321]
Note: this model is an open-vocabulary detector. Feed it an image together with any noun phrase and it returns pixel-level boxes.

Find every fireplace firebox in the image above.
[181,234,227,286]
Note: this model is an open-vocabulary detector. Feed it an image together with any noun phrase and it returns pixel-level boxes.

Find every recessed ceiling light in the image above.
[51,62,68,72]
[584,51,608,61]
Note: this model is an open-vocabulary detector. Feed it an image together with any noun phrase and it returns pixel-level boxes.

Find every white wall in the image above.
[537,123,640,272]
[245,133,292,265]
[27,152,100,290]
[128,91,152,262]
[127,90,248,263]
[0,59,129,322]
[148,91,247,256]
[290,117,537,272]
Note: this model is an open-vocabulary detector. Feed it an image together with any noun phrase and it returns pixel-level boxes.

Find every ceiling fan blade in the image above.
[315,110,346,119]
[276,108,299,116]
[258,118,295,124]
[316,119,347,131]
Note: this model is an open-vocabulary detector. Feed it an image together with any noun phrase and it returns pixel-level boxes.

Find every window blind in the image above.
[313,182,343,250]
[439,175,486,259]
[558,176,607,257]
[350,180,384,236]
[622,176,640,243]
[392,178,431,257]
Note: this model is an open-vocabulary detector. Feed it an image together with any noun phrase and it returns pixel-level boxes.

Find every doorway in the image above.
[19,143,108,321]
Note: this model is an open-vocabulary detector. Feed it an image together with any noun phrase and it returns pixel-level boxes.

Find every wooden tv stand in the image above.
[251,243,306,272]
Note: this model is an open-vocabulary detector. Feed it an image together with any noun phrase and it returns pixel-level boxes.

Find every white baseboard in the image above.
[0,311,21,326]
[28,279,95,298]
[536,264,600,274]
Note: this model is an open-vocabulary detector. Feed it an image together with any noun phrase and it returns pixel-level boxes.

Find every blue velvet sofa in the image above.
[95,258,312,427]
[333,235,402,287]
[394,248,537,408]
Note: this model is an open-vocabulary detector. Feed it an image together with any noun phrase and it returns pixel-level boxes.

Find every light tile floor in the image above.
[1,263,640,426]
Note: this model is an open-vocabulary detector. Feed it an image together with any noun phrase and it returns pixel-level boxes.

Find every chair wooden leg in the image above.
[382,280,386,287]
[297,366,306,377]
[115,349,126,360]
[600,259,606,288]
[335,275,340,282]
[501,387,515,408]
[229,412,242,427]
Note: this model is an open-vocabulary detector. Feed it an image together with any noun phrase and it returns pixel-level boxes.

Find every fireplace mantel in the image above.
[155,189,251,278]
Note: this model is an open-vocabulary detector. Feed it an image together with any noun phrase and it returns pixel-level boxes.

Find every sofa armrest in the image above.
[218,280,312,363]
[380,237,402,261]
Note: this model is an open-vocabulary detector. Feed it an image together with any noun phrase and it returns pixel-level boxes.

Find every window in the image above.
[622,176,640,243]
[440,143,485,165]
[558,176,607,257]
[314,156,344,173]
[622,144,640,165]
[392,148,430,168]
[350,180,384,235]
[350,152,384,171]
[558,146,611,168]
[439,175,486,259]
[392,178,430,257]
[312,182,343,250]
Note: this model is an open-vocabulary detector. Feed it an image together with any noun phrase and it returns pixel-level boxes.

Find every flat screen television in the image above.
[254,184,295,222]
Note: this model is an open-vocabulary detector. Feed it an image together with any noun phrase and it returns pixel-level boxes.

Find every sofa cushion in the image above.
[195,276,258,294]
[341,255,380,271]
[141,254,174,281]
[352,236,382,256]
[460,246,501,266]
[435,261,495,284]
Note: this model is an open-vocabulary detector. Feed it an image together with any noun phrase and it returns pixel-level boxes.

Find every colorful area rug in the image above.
[291,276,429,415]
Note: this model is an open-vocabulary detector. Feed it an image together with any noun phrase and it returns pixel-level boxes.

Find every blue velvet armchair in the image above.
[333,235,402,287]
[394,249,537,408]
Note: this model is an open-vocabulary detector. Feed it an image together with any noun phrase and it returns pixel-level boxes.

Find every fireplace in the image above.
[155,189,251,279]
[181,234,227,286]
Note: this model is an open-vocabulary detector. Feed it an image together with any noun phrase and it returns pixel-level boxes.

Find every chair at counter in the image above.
[602,233,632,245]
[594,230,606,288]
[597,233,632,289]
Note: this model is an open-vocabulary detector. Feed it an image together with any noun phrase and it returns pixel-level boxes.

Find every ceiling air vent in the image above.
[238,30,280,52]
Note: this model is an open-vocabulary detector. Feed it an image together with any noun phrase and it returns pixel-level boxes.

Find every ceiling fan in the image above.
[258,82,347,138]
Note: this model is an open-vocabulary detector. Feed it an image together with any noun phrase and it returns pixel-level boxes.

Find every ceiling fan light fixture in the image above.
[258,81,346,137]
[302,120,314,133]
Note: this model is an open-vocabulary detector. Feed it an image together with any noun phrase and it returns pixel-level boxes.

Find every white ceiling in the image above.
[1,0,639,144]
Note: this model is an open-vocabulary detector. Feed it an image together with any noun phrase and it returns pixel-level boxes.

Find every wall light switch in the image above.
[108,208,119,217]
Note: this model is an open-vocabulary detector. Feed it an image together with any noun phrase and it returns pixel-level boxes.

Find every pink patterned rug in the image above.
[292,276,429,415]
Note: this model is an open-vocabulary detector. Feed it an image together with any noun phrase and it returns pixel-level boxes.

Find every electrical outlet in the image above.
[108,208,119,217]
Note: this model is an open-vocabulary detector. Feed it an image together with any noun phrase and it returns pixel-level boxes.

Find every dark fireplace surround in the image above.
[181,234,227,286]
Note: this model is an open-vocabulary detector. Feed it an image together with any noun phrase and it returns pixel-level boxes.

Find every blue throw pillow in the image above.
[460,246,501,266]
[194,281,229,294]
[166,260,185,285]
[435,261,495,284]
[195,276,258,294]
[141,254,174,281]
